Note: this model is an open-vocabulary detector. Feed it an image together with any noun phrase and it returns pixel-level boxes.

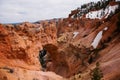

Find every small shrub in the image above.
[90,62,103,80]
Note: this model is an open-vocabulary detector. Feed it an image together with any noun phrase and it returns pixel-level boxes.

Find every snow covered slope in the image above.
[86,5,119,19]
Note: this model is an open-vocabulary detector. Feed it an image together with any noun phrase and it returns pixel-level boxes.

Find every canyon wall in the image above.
[0,1,120,80]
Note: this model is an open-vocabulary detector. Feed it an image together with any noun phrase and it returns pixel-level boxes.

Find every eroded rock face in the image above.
[43,13,120,79]
[0,2,120,80]
[0,20,58,66]
[0,21,61,80]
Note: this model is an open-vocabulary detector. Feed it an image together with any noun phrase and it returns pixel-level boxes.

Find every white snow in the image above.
[104,27,108,31]
[68,24,72,27]
[105,5,118,18]
[86,5,119,19]
[116,0,120,1]
[91,31,103,48]
[91,27,109,48]
[86,9,104,19]
[73,32,79,38]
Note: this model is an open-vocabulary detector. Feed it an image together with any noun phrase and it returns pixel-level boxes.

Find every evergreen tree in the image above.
[90,62,103,80]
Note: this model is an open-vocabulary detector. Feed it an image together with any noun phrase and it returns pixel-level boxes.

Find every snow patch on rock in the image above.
[104,27,108,31]
[68,24,72,27]
[86,5,118,19]
[73,32,79,38]
[116,0,120,2]
[91,27,109,48]
[91,31,103,48]
[86,9,104,19]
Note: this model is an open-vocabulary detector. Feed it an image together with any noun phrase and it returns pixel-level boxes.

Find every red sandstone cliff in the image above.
[0,22,63,80]
[0,0,120,80]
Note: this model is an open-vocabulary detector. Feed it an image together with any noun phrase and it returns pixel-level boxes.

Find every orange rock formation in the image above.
[0,1,120,80]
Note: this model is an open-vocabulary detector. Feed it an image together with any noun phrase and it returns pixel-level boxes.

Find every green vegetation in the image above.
[77,0,112,17]
[73,0,120,18]
[90,62,103,80]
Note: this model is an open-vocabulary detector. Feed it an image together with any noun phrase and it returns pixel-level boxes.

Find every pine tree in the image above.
[90,62,103,80]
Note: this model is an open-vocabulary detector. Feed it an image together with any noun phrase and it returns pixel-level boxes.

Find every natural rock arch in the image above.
[43,44,69,77]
